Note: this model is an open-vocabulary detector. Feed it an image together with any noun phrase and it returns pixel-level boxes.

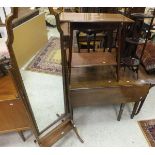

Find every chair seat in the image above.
[121,57,140,66]
[72,51,117,68]
[126,37,145,45]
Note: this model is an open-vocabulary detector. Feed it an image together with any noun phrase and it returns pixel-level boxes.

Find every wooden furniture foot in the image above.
[71,120,84,143]
[18,131,26,142]
[117,103,125,121]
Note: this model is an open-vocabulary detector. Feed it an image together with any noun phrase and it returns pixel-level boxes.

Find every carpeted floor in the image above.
[138,119,155,147]
[26,37,62,75]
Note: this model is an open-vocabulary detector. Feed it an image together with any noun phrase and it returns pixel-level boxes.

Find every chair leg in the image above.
[78,44,81,53]
[93,43,95,52]
[18,131,26,142]
[93,33,96,52]
[87,41,90,53]
[117,103,125,121]
[76,31,80,53]
[136,68,139,80]
[124,66,126,71]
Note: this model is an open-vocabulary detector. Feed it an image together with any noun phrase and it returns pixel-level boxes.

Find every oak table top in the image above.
[60,13,134,23]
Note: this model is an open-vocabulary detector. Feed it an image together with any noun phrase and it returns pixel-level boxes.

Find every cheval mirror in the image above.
[5,7,83,146]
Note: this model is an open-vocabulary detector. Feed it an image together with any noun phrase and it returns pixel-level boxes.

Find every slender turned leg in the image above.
[117,103,125,121]
[135,98,145,115]
[78,44,81,53]
[68,26,73,83]
[68,66,71,84]
[116,65,119,82]
[131,98,146,119]
[76,31,80,53]
[131,101,139,119]
[18,131,26,142]
[93,33,96,52]
[107,31,113,52]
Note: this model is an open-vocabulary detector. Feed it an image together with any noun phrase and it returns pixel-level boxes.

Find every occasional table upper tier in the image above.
[60,13,134,23]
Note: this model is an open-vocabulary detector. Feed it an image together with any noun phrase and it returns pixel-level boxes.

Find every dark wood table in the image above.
[60,13,134,81]
[60,13,153,121]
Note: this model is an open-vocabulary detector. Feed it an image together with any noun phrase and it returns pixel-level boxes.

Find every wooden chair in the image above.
[121,13,154,79]
[76,8,120,53]
[76,30,106,53]
[76,30,96,53]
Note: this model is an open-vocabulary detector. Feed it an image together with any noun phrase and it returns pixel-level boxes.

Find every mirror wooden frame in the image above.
[5,7,83,146]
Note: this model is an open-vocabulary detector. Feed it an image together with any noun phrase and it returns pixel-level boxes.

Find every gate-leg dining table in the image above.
[59,13,142,121]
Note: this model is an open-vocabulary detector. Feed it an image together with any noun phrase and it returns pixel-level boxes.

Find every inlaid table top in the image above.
[60,13,134,23]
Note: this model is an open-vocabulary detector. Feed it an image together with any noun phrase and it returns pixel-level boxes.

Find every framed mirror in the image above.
[5,7,82,146]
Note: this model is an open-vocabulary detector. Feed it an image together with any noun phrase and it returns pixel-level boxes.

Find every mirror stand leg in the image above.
[71,120,84,143]
[18,131,26,142]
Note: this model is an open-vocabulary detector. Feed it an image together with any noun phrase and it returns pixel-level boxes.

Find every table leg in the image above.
[117,103,125,121]
[68,24,73,82]
[131,101,139,119]
[131,97,146,119]
[116,25,122,82]
[106,30,113,52]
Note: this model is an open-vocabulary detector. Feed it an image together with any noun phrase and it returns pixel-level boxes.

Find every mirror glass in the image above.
[12,7,65,132]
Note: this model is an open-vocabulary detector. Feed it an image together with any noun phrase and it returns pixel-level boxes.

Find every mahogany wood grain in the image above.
[70,84,150,107]
[72,51,117,68]
[60,13,134,23]
[0,75,30,133]
[0,99,30,133]
[38,119,73,147]
[70,56,151,107]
